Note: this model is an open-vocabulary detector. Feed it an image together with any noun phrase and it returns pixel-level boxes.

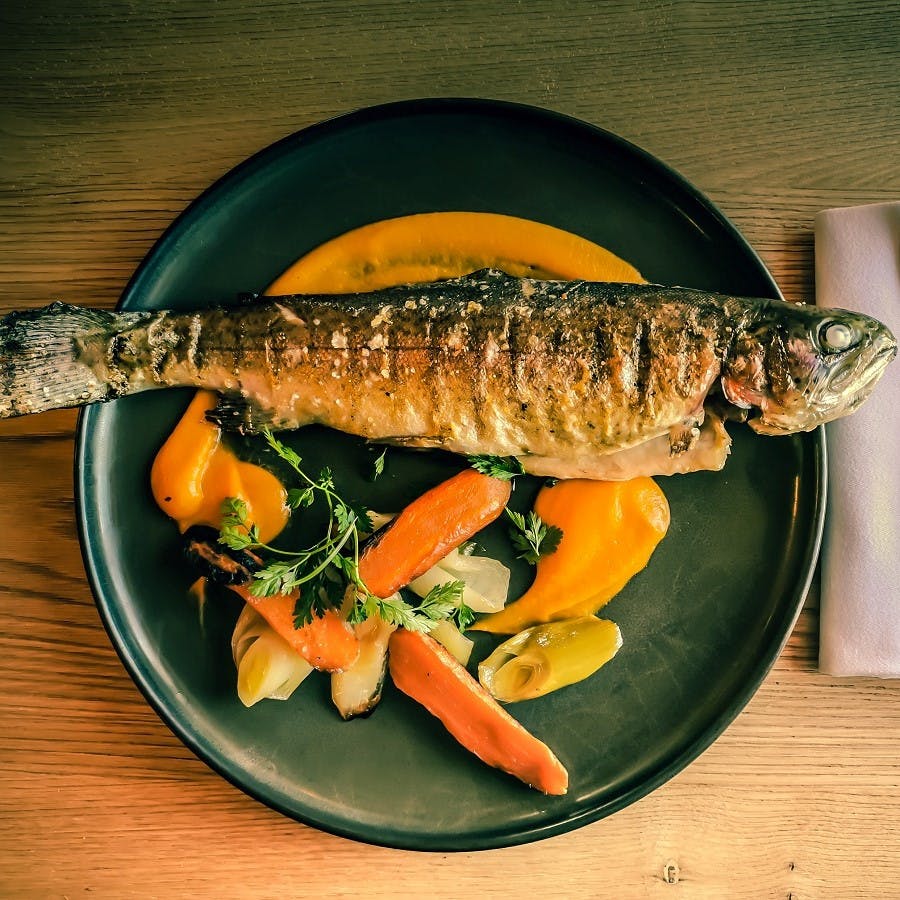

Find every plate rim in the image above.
[73,97,826,851]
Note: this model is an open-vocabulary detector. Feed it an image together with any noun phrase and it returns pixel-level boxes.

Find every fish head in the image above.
[723,302,896,434]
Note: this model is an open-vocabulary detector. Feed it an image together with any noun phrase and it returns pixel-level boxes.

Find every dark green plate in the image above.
[75,99,824,850]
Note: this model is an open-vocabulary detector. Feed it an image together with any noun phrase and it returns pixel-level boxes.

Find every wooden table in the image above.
[1,2,897,897]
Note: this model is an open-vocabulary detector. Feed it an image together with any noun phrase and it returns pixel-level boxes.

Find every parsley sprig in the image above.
[467,454,525,480]
[218,429,472,633]
[349,579,474,634]
[505,509,563,564]
[219,493,354,624]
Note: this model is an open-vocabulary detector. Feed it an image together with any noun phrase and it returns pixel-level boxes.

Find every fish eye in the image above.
[819,321,857,353]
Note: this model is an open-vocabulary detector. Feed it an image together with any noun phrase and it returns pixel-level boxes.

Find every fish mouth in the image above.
[748,336,897,435]
[843,339,896,409]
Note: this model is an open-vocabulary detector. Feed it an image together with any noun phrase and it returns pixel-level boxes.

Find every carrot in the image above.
[359,469,511,598]
[388,628,569,795]
[231,585,360,672]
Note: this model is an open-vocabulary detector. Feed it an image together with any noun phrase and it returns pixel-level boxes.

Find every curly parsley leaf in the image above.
[418,580,464,622]
[454,600,476,632]
[346,579,467,635]
[371,448,387,481]
[219,497,260,550]
[287,486,316,510]
[505,509,563,565]
[260,427,304,474]
[467,454,525,481]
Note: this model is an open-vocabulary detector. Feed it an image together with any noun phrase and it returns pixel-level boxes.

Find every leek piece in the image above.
[430,619,474,665]
[479,616,621,702]
[231,604,313,707]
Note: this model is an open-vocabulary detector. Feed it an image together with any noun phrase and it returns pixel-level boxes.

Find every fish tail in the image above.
[0,301,131,418]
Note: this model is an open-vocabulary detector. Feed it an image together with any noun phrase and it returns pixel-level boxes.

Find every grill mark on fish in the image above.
[187,313,203,375]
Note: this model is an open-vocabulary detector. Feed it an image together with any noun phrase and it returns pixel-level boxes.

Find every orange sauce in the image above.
[268,211,643,294]
[152,212,646,546]
[151,391,288,541]
[474,479,671,634]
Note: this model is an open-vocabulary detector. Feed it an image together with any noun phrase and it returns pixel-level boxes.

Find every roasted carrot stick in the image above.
[388,628,569,795]
[359,469,511,598]
[231,585,359,672]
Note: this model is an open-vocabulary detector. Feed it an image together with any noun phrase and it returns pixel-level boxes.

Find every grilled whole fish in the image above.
[0,271,894,479]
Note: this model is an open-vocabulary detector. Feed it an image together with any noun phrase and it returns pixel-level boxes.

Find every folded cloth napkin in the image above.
[816,201,900,676]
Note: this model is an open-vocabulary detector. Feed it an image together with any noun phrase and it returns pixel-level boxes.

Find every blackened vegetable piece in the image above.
[182,525,263,585]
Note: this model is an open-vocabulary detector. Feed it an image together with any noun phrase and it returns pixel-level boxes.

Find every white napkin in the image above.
[816,201,900,676]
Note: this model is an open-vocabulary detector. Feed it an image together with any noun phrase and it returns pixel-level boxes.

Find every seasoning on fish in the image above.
[0,271,895,480]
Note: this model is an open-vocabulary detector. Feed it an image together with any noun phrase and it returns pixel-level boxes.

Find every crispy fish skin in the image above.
[0,271,895,479]
[200,277,742,457]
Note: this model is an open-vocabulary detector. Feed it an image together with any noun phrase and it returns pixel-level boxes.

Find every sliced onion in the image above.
[407,548,510,615]
[437,547,510,611]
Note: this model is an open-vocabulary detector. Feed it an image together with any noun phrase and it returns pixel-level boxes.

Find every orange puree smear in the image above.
[151,391,288,541]
[474,479,671,635]
[268,211,644,294]
[152,212,646,543]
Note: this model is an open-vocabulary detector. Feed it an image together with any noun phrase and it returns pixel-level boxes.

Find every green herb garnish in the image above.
[418,581,475,632]
[505,509,563,565]
[467,454,525,480]
[418,580,464,621]
[219,497,260,550]
[218,429,463,633]
[347,579,470,634]
[454,599,476,632]
[371,448,387,481]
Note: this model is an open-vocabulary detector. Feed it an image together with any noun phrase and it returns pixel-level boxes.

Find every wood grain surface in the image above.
[1,1,898,897]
